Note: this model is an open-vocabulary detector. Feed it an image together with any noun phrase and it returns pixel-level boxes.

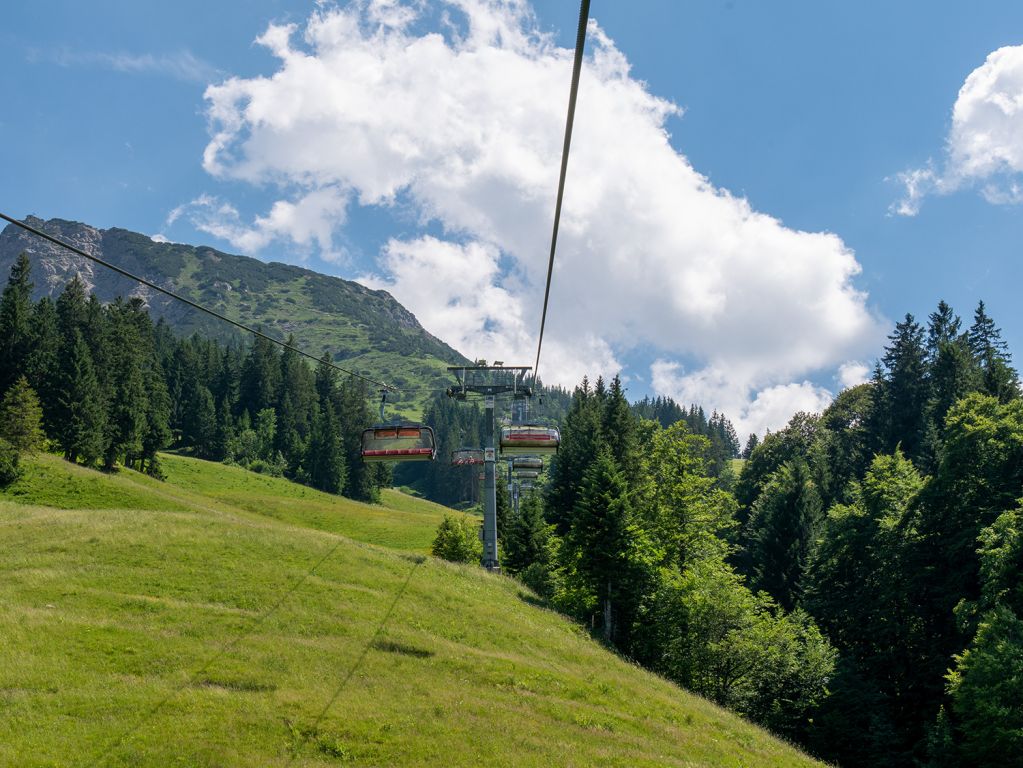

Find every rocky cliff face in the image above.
[0,217,467,399]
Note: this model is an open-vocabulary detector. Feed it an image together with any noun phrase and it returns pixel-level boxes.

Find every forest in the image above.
[2,249,1021,767]
[431,304,1023,766]
[0,253,386,500]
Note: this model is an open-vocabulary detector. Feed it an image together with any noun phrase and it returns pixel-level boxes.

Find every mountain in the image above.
[0,216,468,415]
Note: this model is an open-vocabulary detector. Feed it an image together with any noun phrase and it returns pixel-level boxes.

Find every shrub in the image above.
[519,561,556,601]
[431,515,482,563]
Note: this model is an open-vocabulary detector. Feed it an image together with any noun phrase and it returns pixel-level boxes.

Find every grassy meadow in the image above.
[0,453,822,767]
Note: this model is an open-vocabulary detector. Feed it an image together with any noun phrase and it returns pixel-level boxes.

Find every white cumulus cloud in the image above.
[192,0,882,431]
[837,361,870,389]
[165,189,350,260]
[650,360,835,439]
[894,44,1023,215]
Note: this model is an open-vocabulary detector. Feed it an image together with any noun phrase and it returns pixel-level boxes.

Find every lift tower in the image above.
[447,364,531,572]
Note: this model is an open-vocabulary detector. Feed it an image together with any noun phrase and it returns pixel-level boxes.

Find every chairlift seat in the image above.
[361,425,437,462]
[500,425,560,456]
[451,448,485,466]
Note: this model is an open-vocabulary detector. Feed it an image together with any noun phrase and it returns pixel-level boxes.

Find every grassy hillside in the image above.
[0,454,822,767]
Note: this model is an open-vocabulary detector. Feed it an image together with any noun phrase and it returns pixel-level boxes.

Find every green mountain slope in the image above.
[0,454,823,767]
[0,217,469,413]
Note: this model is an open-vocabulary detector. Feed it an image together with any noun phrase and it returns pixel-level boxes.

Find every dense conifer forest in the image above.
[0,253,387,500]
[434,306,1023,766]
[3,248,1021,767]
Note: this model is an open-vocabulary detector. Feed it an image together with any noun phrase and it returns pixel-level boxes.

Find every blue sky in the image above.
[3,1,1023,435]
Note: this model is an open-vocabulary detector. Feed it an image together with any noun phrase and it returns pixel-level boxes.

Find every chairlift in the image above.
[361,391,437,463]
[451,448,485,466]
[499,425,560,456]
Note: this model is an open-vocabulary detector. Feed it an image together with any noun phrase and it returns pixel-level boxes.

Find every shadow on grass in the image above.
[517,590,549,609]
[195,676,277,693]
[370,638,434,659]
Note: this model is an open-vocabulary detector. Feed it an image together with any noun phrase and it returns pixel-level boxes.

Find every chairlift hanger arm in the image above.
[445,364,533,399]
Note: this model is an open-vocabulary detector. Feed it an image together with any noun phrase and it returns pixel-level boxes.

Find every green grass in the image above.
[0,455,189,512]
[0,453,822,767]
[157,454,464,553]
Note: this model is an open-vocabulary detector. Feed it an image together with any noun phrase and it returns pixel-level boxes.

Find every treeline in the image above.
[0,253,386,500]
[480,302,1022,766]
[632,395,741,475]
[734,302,1021,766]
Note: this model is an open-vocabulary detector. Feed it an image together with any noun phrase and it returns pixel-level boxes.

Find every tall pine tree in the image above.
[0,253,34,395]
[57,330,106,465]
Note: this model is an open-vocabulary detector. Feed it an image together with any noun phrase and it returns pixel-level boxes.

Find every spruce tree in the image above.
[546,379,602,534]
[927,336,979,441]
[82,294,111,397]
[57,330,106,465]
[140,361,172,475]
[306,400,345,494]
[314,353,337,404]
[745,459,823,611]
[240,334,281,415]
[0,376,44,452]
[967,300,1010,360]
[879,313,930,463]
[186,385,217,459]
[26,297,60,430]
[503,492,553,575]
[0,253,34,395]
[337,375,379,501]
[275,337,314,471]
[212,396,235,461]
[564,447,656,648]
[103,301,149,469]
[602,374,640,483]
[56,275,88,340]
[742,433,759,459]
[926,300,962,360]
[967,301,1020,402]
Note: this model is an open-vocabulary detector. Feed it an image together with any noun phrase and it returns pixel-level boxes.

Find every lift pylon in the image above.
[447,364,532,572]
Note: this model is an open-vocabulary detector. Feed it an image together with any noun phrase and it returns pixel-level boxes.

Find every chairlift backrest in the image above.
[499,424,560,456]
[514,470,540,480]
[361,424,437,462]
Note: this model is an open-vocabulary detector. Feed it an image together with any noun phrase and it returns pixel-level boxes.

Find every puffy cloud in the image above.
[894,45,1023,215]
[165,189,350,260]
[837,361,870,389]
[650,360,834,439]
[195,0,882,430]
[361,235,620,384]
